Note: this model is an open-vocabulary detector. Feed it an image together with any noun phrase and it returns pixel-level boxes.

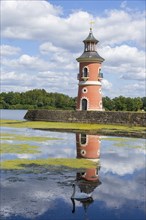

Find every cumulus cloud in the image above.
[120,1,127,9]
[0,45,21,56]
[1,0,145,97]
[101,45,145,81]
[95,9,145,47]
[101,137,145,176]
[122,81,146,97]
[102,79,112,90]
[1,1,145,48]
[40,42,66,54]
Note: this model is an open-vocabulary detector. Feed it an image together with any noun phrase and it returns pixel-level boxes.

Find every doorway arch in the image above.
[81,98,88,110]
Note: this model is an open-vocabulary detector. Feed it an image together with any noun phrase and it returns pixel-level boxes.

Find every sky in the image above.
[1,0,146,98]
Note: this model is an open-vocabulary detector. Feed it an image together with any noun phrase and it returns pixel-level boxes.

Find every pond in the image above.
[0,110,146,220]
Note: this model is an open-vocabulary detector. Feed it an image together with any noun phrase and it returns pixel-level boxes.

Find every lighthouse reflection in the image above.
[71,133,101,214]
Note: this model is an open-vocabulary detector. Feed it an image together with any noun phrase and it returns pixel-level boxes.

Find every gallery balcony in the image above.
[99,72,103,78]
[81,76,89,81]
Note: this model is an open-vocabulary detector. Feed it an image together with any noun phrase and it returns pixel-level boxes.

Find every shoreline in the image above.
[34,128,146,139]
[1,119,146,139]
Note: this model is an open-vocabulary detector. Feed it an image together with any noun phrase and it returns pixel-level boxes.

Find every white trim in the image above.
[87,158,100,162]
[97,149,100,156]
[87,108,104,111]
[79,81,101,86]
[81,149,86,156]
[82,87,88,93]
[99,101,102,108]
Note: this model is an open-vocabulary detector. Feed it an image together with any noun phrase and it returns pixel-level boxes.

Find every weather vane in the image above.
[90,21,95,30]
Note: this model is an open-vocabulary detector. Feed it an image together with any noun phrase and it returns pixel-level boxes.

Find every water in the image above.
[0,110,146,220]
[0,109,27,120]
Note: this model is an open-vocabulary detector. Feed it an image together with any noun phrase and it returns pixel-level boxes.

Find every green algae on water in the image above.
[1,158,97,170]
[0,143,40,154]
[1,133,62,142]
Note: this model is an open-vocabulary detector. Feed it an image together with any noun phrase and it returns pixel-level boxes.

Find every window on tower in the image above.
[81,66,89,81]
[80,134,87,145]
[83,67,88,77]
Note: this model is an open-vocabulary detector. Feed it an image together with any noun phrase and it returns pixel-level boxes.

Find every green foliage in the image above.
[0,89,145,111]
[141,97,146,111]
[103,96,144,111]
[0,89,76,110]
[102,96,115,110]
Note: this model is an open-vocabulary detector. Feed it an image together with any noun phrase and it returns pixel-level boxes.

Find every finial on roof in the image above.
[90,21,95,31]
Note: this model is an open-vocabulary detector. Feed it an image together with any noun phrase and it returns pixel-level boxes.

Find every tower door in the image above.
[82,99,87,110]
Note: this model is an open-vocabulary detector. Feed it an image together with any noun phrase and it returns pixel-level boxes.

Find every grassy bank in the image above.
[1,158,97,170]
[1,119,146,138]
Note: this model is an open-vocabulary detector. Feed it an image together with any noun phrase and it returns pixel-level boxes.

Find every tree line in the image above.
[0,89,145,111]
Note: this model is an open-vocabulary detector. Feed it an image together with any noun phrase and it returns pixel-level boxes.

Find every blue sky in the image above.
[1,0,145,98]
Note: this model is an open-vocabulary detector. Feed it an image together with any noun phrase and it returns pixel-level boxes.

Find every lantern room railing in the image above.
[99,72,103,78]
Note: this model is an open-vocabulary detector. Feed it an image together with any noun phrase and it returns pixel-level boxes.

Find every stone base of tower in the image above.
[24,110,146,129]
[24,110,146,138]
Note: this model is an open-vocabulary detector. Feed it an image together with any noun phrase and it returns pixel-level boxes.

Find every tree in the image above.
[141,97,146,111]
[133,97,143,111]
[113,96,126,111]
[103,96,115,111]
[125,97,135,111]
[0,89,145,111]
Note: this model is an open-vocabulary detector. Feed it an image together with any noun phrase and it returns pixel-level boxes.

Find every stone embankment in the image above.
[24,110,146,127]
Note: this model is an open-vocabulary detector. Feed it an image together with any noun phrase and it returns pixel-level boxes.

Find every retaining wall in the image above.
[24,110,146,127]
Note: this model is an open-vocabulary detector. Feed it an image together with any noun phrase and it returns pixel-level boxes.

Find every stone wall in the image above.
[24,110,146,127]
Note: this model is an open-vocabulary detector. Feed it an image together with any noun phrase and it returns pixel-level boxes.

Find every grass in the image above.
[113,143,145,149]
[1,119,145,133]
[1,158,97,170]
[102,137,134,141]
[0,132,61,154]
[102,137,145,149]
[0,143,40,154]
[1,133,61,141]
[0,120,144,170]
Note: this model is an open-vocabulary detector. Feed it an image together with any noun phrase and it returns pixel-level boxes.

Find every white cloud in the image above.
[2,55,53,72]
[40,42,66,54]
[122,81,146,97]
[101,45,145,81]
[0,45,21,56]
[120,1,127,9]
[1,1,145,48]
[1,1,145,97]
[101,138,145,176]
[102,79,112,90]
[95,9,145,47]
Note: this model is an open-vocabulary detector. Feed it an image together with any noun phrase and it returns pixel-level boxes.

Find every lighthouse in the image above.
[70,133,101,213]
[76,27,104,111]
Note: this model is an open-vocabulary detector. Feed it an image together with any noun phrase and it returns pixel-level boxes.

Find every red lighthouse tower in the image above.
[76,27,104,111]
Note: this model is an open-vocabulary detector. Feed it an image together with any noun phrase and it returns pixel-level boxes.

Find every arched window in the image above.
[82,98,87,110]
[80,134,87,145]
[83,67,88,77]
